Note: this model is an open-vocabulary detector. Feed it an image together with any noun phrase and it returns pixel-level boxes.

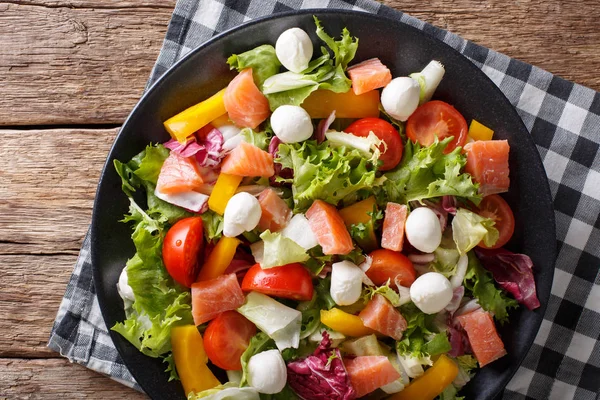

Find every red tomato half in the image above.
[406,100,468,154]
[476,194,515,249]
[345,117,403,171]
[366,249,416,287]
[162,217,204,287]
[203,311,256,370]
[241,263,314,301]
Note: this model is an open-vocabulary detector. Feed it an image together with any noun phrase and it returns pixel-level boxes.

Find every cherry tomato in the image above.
[366,249,416,287]
[476,194,515,249]
[162,217,204,287]
[203,311,256,370]
[241,263,314,301]
[345,117,403,171]
[406,100,468,154]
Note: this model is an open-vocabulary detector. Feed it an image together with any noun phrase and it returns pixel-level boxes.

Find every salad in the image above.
[112,17,540,400]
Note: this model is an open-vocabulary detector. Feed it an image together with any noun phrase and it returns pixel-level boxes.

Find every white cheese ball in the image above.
[247,349,287,394]
[410,272,453,314]
[381,77,421,121]
[275,27,313,73]
[271,105,314,143]
[117,267,135,303]
[330,261,364,306]
[405,207,442,253]
[223,192,262,237]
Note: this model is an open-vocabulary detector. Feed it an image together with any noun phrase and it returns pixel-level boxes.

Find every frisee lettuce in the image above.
[378,137,481,205]
[463,251,518,323]
[277,140,381,212]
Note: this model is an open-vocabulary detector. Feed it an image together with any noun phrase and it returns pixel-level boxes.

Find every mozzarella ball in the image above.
[247,349,287,394]
[223,192,262,237]
[381,77,421,121]
[275,28,313,73]
[330,261,364,306]
[405,207,442,253]
[271,105,313,143]
[117,267,135,303]
[410,272,453,314]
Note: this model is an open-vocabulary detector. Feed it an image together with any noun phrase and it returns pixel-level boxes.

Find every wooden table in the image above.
[0,0,598,397]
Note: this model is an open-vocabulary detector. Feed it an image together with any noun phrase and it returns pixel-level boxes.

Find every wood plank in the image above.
[0,128,117,253]
[0,358,147,399]
[0,254,78,358]
[0,3,172,125]
[1,0,599,126]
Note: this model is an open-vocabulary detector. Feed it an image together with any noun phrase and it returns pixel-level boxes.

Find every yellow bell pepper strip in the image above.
[339,196,379,253]
[388,354,459,400]
[171,325,221,396]
[197,236,241,281]
[208,173,243,215]
[320,308,376,337]
[210,113,231,128]
[301,89,380,119]
[164,88,227,143]
[468,119,494,141]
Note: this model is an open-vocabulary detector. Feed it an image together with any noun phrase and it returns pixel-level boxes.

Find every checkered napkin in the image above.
[48,0,600,398]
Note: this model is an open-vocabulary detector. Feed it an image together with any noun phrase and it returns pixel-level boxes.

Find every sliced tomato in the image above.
[203,310,256,370]
[241,263,314,301]
[162,217,204,287]
[406,100,468,154]
[366,249,416,287]
[344,117,403,171]
[476,194,515,249]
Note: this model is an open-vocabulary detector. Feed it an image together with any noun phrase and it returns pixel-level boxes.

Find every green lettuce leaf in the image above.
[240,128,271,151]
[227,44,281,88]
[396,303,435,357]
[133,144,170,184]
[438,384,465,400]
[200,210,224,242]
[189,383,260,400]
[463,251,518,323]
[277,140,380,212]
[431,246,461,278]
[378,138,481,205]
[257,230,310,268]
[452,208,499,255]
[362,281,402,307]
[421,332,452,356]
[313,16,358,69]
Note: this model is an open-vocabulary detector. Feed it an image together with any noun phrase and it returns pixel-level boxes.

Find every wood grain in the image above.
[0,358,146,399]
[1,0,599,127]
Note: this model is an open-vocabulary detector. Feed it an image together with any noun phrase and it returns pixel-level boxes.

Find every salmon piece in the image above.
[156,152,206,195]
[456,309,507,367]
[223,69,270,129]
[359,294,407,340]
[464,140,510,197]
[191,273,245,325]
[381,202,408,252]
[305,200,354,255]
[345,356,401,398]
[347,58,392,95]
[221,142,274,177]
[257,188,292,232]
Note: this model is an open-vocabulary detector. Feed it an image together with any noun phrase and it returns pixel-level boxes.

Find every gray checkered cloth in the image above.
[48,0,600,398]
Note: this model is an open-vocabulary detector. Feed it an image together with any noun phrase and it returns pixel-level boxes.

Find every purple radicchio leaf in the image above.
[287,332,356,400]
[474,247,540,310]
[316,110,336,144]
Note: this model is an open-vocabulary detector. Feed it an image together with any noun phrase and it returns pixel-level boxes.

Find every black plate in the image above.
[91,9,556,400]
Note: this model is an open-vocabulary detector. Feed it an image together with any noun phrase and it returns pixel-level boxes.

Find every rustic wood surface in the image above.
[0,0,598,398]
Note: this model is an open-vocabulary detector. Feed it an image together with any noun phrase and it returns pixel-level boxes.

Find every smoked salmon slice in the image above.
[156,152,207,195]
[464,140,510,197]
[223,68,270,129]
[456,309,507,367]
[347,58,392,95]
[257,188,292,232]
[191,273,245,325]
[381,202,408,252]
[305,200,354,255]
[221,142,274,177]
[344,356,401,398]
[359,294,407,340]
